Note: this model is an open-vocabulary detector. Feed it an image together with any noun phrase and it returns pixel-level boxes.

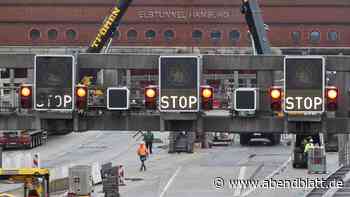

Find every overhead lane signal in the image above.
[107,87,130,110]
[326,86,338,111]
[201,86,213,110]
[145,85,157,110]
[76,85,88,110]
[20,84,33,109]
[269,86,282,111]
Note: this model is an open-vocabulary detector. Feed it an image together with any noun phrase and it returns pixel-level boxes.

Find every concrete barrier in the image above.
[50,177,69,193]
[1,153,104,193]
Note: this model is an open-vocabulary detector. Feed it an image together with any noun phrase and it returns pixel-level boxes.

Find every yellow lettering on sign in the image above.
[90,7,121,48]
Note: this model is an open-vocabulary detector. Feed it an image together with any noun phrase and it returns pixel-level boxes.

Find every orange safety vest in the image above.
[137,144,148,156]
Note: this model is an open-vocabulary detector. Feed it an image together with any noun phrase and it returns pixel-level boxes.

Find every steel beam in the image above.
[1,54,350,72]
[76,54,350,71]
[1,112,350,134]
[78,53,159,69]
[0,114,37,130]
[0,54,34,68]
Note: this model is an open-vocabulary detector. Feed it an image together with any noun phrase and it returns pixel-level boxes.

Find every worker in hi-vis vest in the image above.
[304,138,314,164]
[137,142,149,171]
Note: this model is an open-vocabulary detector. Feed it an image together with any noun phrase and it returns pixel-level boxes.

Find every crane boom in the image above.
[241,0,272,55]
[87,0,133,53]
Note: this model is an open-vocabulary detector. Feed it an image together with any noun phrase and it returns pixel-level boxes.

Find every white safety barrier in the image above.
[2,152,38,168]
[50,163,76,180]
[91,161,102,184]
[2,153,108,187]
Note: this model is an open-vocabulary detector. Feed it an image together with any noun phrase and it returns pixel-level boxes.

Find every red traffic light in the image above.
[145,88,156,98]
[326,86,338,111]
[76,85,88,110]
[144,85,157,109]
[269,86,282,111]
[20,85,32,109]
[201,86,213,110]
[77,87,87,98]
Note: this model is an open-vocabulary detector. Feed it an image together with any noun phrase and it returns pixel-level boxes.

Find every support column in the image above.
[103,69,119,87]
[335,72,350,118]
[9,69,15,108]
[197,116,208,148]
[34,114,41,130]
[335,72,350,166]
[256,71,273,113]
[126,69,131,88]
[338,134,350,166]
[0,147,2,168]
[73,114,79,132]
[115,69,119,86]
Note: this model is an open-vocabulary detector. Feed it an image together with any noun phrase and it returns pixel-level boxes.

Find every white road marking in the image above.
[241,156,292,196]
[159,166,182,197]
[234,166,247,196]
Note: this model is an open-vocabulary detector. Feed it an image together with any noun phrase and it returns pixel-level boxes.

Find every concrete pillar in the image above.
[0,147,2,168]
[126,69,131,88]
[160,116,165,132]
[197,116,208,148]
[335,72,350,166]
[335,72,350,117]
[9,69,15,108]
[27,69,34,83]
[338,134,350,166]
[103,69,118,87]
[34,114,41,130]
[257,71,273,113]
[73,114,79,132]
[115,69,119,86]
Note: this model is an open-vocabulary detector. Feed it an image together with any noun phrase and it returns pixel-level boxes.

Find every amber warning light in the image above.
[270,89,281,99]
[146,88,156,98]
[145,86,157,110]
[76,85,88,110]
[76,87,87,98]
[20,85,32,109]
[201,86,213,110]
[21,87,31,97]
[202,88,213,99]
[326,86,338,111]
[269,86,282,111]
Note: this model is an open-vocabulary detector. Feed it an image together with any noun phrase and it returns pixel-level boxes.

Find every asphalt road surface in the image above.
[0,132,340,197]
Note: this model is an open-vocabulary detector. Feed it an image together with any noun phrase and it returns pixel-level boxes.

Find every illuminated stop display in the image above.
[34,55,75,111]
[284,56,325,113]
[159,56,200,112]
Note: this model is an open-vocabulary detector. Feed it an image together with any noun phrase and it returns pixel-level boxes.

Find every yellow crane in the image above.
[0,168,50,197]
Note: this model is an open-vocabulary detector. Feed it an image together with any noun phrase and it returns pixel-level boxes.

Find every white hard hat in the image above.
[309,139,314,142]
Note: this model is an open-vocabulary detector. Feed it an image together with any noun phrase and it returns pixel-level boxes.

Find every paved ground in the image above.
[245,152,339,197]
[0,132,341,197]
[92,139,292,197]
